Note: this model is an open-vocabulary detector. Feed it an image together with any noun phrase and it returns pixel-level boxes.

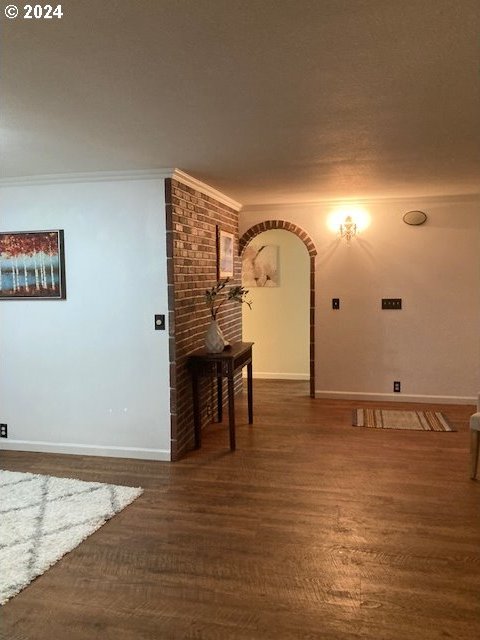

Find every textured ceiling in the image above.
[1,0,479,204]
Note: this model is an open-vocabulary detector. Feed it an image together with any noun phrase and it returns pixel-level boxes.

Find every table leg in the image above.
[217,370,223,422]
[191,373,201,449]
[227,374,236,451]
[247,361,253,424]
[471,429,480,479]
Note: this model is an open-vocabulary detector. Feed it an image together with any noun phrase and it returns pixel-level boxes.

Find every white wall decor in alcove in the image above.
[242,244,279,287]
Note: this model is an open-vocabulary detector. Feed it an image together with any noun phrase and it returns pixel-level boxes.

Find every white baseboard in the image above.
[243,372,310,381]
[315,390,476,405]
[0,439,171,461]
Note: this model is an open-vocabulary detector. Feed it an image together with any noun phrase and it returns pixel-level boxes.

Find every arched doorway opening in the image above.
[239,220,317,398]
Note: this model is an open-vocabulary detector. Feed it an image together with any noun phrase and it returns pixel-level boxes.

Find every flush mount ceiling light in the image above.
[403,210,427,225]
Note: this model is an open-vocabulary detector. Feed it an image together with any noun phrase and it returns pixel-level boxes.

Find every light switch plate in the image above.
[382,298,402,310]
[154,314,165,330]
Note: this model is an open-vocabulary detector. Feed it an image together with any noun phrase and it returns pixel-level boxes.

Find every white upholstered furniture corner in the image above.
[470,393,480,479]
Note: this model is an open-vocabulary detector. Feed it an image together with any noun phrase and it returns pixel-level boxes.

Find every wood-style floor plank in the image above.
[1,380,479,639]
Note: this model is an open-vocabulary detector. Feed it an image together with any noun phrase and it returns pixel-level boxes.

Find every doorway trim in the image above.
[239,220,317,398]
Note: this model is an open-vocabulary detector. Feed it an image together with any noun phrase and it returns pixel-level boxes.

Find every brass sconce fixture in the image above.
[339,215,357,243]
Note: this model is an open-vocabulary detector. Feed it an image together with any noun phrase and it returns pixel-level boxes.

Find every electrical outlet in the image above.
[393,381,401,393]
[332,298,340,310]
[0,424,7,438]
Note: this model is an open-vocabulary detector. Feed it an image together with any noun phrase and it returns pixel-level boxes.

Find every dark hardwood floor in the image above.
[1,381,479,640]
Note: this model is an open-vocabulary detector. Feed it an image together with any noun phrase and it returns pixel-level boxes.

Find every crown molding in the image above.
[170,169,242,210]
[241,192,480,213]
[0,168,242,210]
[0,169,175,187]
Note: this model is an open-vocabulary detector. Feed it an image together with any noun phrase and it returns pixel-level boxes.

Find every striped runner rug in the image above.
[353,409,454,432]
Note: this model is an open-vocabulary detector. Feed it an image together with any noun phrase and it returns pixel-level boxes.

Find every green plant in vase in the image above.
[204,278,252,352]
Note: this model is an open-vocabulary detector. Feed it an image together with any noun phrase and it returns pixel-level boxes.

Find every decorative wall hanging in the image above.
[0,230,66,299]
[217,228,234,278]
[242,244,279,287]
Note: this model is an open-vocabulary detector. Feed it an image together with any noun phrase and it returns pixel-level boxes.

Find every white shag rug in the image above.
[0,470,143,605]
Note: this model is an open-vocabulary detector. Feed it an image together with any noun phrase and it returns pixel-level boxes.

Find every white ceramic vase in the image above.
[205,319,226,353]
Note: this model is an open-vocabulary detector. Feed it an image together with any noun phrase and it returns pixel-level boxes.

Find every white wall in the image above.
[0,177,171,459]
[240,195,480,403]
[242,229,309,379]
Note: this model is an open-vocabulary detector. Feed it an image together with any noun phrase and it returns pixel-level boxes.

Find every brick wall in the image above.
[165,178,242,460]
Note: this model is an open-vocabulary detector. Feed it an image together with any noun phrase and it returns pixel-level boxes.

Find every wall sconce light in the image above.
[327,205,370,241]
[339,215,357,243]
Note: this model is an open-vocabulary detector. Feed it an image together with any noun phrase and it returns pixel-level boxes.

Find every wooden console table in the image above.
[187,342,254,451]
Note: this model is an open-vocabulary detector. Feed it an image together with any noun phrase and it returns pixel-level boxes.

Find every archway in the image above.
[239,220,317,398]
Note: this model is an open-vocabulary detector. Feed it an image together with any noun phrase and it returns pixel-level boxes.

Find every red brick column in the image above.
[165,179,241,460]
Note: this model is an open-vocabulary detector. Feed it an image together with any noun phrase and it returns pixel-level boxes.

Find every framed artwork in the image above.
[0,230,66,299]
[242,244,279,287]
[217,227,234,278]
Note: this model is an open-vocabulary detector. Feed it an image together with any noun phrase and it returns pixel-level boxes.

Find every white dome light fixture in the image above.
[403,210,427,226]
